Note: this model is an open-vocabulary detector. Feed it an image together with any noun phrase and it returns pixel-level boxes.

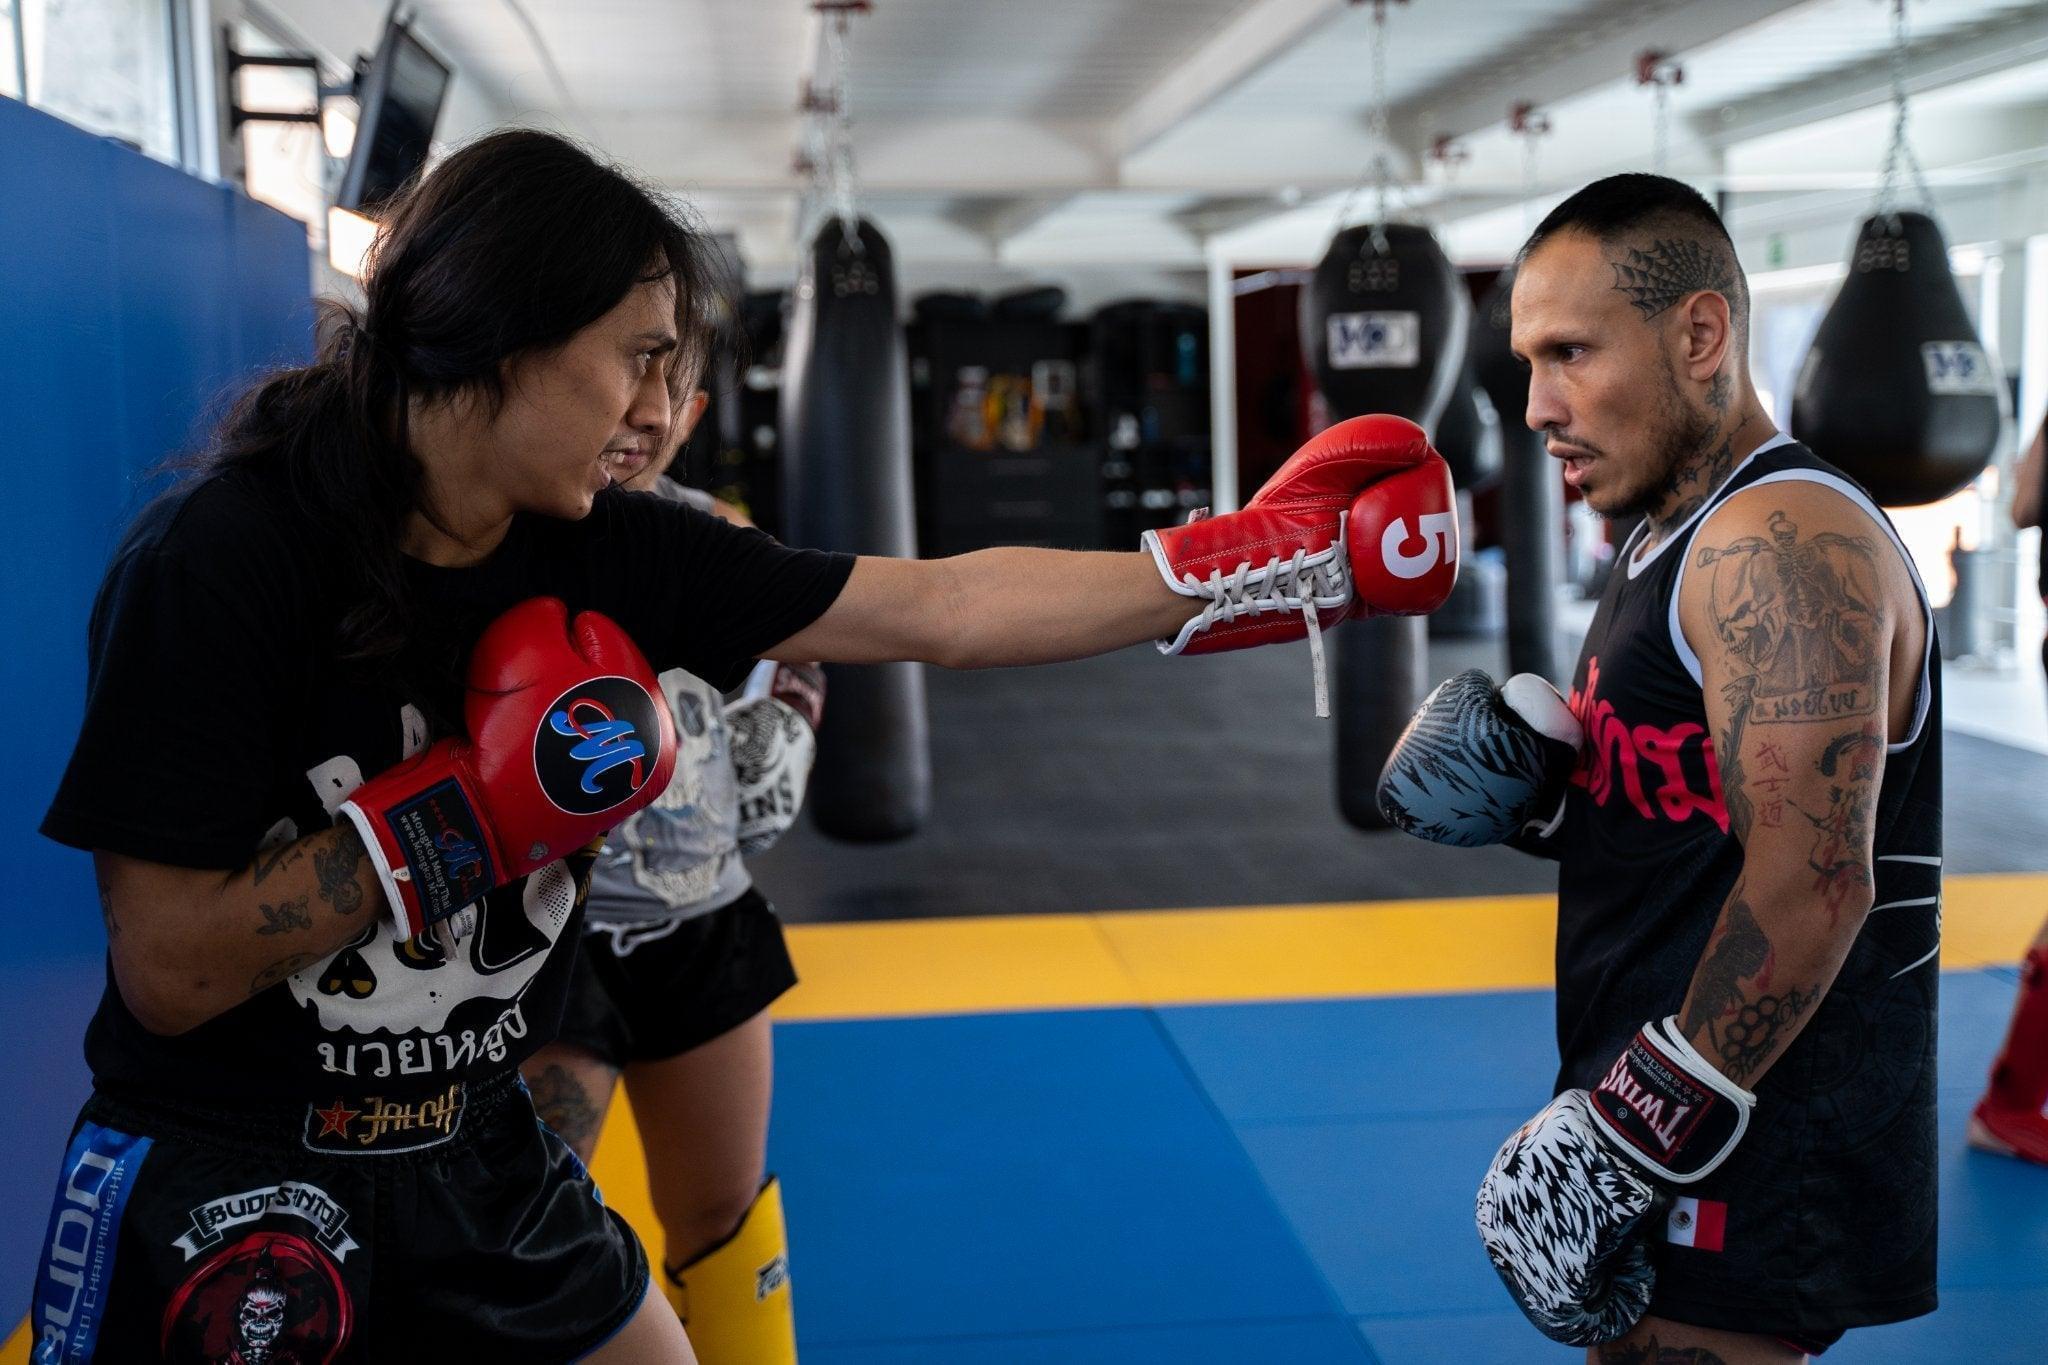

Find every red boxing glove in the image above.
[340,598,678,941]
[1346,452,1460,618]
[1144,414,1459,713]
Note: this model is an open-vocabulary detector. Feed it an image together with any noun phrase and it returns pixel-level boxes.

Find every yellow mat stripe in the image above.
[5,874,2038,1362]
[777,873,2045,1020]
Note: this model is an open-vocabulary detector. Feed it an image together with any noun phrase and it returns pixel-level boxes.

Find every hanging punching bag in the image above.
[1301,222,1467,830]
[1427,358,1506,641]
[1471,269,1564,684]
[1791,211,2003,506]
[1433,358,1503,492]
[781,216,931,840]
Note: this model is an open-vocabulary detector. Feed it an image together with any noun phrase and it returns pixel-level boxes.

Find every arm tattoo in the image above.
[1609,237,1735,322]
[251,842,303,886]
[526,1062,613,1155]
[1599,1338,1730,1365]
[255,895,312,935]
[315,827,368,916]
[95,867,120,941]
[250,950,324,994]
[1715,984,1816,1084]
[1680,892,1771,1038]
[1697,511,1881,726]
[1797,725,1883,925]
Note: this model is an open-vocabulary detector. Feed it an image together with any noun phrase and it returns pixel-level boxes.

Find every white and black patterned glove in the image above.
[728,660,825,857]
[1377,670,1581,852]
[1476,1017,1755,1345]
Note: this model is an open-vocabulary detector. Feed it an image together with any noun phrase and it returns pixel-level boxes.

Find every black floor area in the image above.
[752,637,2048,924]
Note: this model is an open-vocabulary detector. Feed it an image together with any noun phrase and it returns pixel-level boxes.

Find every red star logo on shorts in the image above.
[312,1101,358,1138]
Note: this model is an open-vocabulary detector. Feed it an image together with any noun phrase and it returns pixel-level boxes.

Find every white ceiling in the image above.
[290,0,2048,274]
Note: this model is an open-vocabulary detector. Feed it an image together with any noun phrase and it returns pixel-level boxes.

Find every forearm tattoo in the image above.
[250,950,324,995]
[315,826,368,916]
[251,841,303,886]
[1681,892,1770,1038]
[255,895,312,935]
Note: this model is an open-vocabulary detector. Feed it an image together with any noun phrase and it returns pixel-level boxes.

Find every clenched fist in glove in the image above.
[1143,414,1458,714]
[1477,1017,1756,1345]
[1377,670,1582,850]
[341,597,678,941]
[728,659,826,857]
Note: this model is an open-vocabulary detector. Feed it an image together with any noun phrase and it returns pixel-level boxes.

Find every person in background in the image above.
[524,384,820,1364]
[1971,410,2048,1165]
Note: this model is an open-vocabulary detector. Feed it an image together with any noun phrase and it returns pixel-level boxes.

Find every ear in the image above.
[673,389,711,443]
[1680,290,1733,386]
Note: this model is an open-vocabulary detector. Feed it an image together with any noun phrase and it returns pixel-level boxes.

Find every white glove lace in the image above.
[1181,543,1351,716]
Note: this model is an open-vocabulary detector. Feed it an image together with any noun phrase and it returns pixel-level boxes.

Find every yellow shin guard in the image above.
[662,1175,796,1364]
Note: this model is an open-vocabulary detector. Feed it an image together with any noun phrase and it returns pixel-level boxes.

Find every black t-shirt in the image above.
[42,464,852,1103]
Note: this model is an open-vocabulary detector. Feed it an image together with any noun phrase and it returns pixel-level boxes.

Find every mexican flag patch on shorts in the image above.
[1666,1195,1727,1251]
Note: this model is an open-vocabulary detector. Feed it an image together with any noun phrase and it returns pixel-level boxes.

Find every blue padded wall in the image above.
[0,93,313,1310]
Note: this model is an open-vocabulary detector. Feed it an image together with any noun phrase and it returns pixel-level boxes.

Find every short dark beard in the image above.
[1610,356,1719,527]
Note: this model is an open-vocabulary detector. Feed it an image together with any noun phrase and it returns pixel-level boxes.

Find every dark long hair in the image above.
[201,128,726,708]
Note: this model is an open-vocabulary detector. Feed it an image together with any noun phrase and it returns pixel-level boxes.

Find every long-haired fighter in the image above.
[33,129,1457,1361]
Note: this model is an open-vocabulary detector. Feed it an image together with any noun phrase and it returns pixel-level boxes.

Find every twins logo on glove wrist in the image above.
[1475,1017,1756,1345]
[1589,1017,1754,1184]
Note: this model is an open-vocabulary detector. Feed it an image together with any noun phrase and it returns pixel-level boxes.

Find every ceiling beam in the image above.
[1389,0,1803,154]
[1109,0,1349,159]
[1691,4,2048,151]
[947,195,1077,248]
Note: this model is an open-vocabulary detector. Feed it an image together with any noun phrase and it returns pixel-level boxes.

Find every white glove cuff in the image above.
[1588,1015,1756,1184]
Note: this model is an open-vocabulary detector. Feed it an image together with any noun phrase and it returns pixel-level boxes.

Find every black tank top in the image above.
[1551,434,1940,1320]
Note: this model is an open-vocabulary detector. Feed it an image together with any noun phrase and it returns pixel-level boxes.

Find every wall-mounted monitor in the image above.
[334,15,450,214]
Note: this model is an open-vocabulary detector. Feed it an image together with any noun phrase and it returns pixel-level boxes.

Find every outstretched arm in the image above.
[765,550,1193,670]
[1675,482,1903,1085]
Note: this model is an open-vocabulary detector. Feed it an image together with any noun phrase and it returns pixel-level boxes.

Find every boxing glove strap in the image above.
[339,768,498,942]
[1588,1016,1755,1184]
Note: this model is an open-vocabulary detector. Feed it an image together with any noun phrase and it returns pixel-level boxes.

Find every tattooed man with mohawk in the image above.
[1379,174,1940,1363]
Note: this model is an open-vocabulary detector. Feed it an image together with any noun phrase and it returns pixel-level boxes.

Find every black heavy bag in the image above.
[1433,358,1503,492]
[1791,211,2003,506]
[781,217,931,840]
[1301,222,1466,830]
[1471,269,1564,683]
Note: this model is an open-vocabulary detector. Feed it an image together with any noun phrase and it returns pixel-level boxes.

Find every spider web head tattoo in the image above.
[1610,237,1735,322]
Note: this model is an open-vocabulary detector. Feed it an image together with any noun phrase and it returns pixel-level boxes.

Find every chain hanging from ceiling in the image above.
[797,1,871,249]
[1331,0,1408,254]
[1634,51,1684,177]
[1875,0,1934,222]
[1509,101,1551,234]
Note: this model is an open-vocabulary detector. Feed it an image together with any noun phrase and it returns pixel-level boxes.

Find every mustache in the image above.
[1545,435,1605,459]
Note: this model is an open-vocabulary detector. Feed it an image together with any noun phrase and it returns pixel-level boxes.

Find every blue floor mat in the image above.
[768,1008,1343,1348]
[1154,989,1558,1124]
[770,971,2048,1357]
[802,1315,1377,1365]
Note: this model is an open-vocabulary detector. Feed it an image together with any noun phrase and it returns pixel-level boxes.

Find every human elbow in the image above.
[1751,861,1875,925]
[110,925,222,1036]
